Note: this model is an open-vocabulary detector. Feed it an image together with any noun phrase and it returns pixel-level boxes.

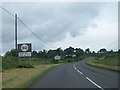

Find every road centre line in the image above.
[73,63,104,90]
[73,63,76,68]
[86,77,104,90]
[77,70,83,74]
[73,63,82,74]
[73,64,77,69]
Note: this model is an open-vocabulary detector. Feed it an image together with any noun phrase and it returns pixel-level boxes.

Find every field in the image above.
[85,54,119,72]
[2,52,119,88]
[2,64,59,88]
[2,56,60,88]
[2,56,56,70]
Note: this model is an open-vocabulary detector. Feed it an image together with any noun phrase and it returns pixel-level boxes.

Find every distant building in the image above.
[65,54,76,58]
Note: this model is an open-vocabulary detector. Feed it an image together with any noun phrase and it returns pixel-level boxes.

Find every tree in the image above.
[32,50,38,57]
[47,50,53,58]
[56,48,63,56]
[118,49,120,53]
[75,48,84,57]
[5,49,17,57]
[99,48,107,53]
[41,50,48,58]
[64,46,74,56]
[37,50,47,58]
[85,48,90,53]
[92,51,95,54]
[108,50,114,53]
[47,50,58,58]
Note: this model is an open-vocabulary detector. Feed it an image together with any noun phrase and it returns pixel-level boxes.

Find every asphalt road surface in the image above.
[31,60,118,89]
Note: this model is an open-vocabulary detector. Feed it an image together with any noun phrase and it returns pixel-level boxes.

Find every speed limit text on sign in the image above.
[18,43,32,57]
[21,44,28,52]
[18,43,31,52]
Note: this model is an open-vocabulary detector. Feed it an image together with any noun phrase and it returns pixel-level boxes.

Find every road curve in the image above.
[30,60,118,89]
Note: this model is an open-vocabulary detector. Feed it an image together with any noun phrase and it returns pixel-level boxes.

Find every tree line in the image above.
[5,46,119,59]
[2,46,119,70]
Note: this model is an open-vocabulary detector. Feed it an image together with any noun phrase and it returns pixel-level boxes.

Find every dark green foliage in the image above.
[17,63,34,68]
[53,60,59,64]
[64,46,74,56]
[118,49,120,53]
[75,48,84,57]
[2,56,18,70]
[2,56,54,70]
[32,50,38,57]
[3,47,119,70]
[2,56,34,70]
[98,48,107,53]
[5,49,17,57]
[85,48,91,53]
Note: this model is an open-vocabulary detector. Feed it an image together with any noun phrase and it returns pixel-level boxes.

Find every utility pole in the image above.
[15,14,18,60]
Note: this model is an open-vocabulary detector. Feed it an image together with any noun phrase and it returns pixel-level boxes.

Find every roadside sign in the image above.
[21,44,28,52]
[18,43,32,57]
[54,55,61,60]
[18,52,31,57]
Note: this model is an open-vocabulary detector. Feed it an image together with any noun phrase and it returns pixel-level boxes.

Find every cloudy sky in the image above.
[1,1,118,55]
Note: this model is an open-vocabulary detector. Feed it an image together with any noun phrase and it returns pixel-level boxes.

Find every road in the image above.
[31,60,119,89]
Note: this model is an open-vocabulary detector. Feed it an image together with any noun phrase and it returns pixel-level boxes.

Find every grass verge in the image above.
[85,55,120,72]
[2,64,59,88]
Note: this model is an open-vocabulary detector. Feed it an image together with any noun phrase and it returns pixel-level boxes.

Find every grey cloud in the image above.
[2,2,101,54]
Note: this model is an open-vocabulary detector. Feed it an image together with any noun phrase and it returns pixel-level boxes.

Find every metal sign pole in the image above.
[30,56,32,65]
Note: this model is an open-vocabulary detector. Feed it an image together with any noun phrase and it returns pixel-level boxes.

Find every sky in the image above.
[1,1,119,55]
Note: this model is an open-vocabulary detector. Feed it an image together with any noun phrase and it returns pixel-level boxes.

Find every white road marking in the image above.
[73,63,76,68]
[77,70,83,74]
[73,63,82,74]
[73,63,76,69]
[74,62,104,90]
[86,77,104,90]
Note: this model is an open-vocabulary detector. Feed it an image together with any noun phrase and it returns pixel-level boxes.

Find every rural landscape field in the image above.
[2,47,120,88]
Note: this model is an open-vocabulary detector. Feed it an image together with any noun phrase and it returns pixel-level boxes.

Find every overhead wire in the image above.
[17,17,47,44]
[0,6,14,17]
[0,5,49,48]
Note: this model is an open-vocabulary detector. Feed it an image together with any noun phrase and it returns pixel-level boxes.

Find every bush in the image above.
[2,56,18,70]
[2,56,35,70]
[17,63,34,68]
[2,56,54,70]
[16,58,34,68]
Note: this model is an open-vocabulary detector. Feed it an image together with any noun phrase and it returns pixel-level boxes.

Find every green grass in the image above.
[85,54,119,72]
[2,56,60,88]
[2,64,59,88]
[2,56,54,70]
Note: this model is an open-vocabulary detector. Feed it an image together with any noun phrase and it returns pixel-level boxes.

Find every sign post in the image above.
[54,55,61,63]
[15,14,18,61]
[18,43,32,64]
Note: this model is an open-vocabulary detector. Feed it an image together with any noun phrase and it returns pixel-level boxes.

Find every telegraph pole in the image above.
[15,14,18,60]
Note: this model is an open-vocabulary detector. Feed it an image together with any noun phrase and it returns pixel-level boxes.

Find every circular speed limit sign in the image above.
[21,44,28,52]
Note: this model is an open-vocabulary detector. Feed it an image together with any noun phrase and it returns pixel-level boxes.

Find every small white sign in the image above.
[54,56,61,60]
[19,52,31,57]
